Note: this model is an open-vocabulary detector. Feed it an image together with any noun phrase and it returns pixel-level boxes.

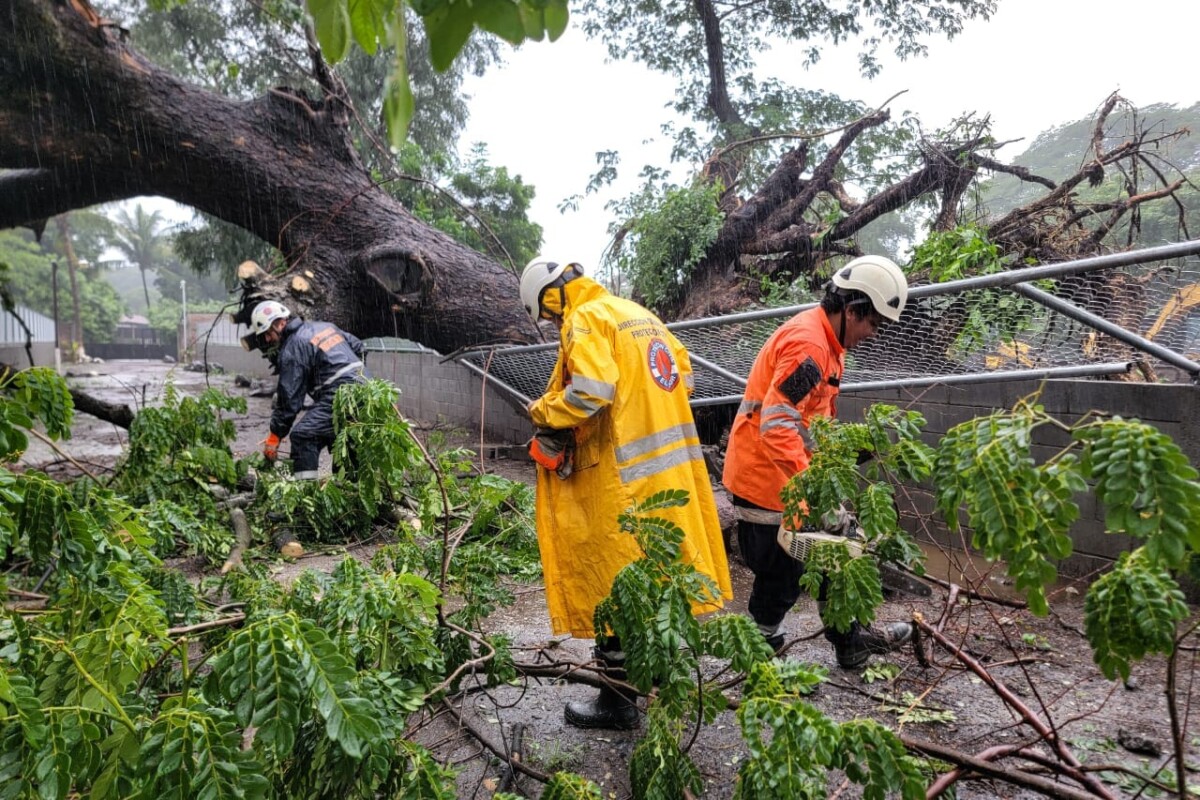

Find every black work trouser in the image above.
[732,495,853,647]
[289,400,336,477]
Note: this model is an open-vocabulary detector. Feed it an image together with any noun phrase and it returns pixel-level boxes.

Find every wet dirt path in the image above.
[17,360,1199,799]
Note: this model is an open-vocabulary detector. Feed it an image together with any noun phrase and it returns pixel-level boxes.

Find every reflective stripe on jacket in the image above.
[270,318,368,438]
[722,306,844,512]
[528,278,732,638]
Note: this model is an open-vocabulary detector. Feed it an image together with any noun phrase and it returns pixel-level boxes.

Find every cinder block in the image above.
[1057,552,1116,582]
[1031,423,1075,452]
[1068,525,1135,561]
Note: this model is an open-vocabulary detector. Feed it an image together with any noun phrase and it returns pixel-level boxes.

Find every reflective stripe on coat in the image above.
[528,279,733,638]
[722,306,844,513]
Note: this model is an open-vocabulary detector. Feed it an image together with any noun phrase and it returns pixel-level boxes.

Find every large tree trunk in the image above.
[0,0,536,355]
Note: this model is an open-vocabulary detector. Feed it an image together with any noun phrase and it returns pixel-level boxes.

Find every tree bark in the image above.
[0,362,134,428]
[0,0,536,355]
[67,388,135,429]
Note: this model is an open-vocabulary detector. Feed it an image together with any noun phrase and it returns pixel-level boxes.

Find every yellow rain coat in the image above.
[528,278,733,638]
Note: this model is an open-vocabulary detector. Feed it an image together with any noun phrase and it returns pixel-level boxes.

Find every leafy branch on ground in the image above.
[2,367,1198,798]
[0,371,539,798]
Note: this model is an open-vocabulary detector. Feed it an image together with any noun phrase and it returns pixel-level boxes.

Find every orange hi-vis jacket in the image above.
[722,306,845,513]
[529,278,732,638]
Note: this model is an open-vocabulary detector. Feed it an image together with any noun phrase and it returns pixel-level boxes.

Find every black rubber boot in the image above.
[834,622,913,669]
[764,633,785,653]
[564,650,639,730]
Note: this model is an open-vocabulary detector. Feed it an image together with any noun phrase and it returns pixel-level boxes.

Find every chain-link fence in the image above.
[457,241,1200,408]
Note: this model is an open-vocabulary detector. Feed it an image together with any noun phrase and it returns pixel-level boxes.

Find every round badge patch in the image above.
[647,338,680,391]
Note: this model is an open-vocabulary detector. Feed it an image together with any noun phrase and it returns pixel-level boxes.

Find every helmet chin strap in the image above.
[835,296,871,347]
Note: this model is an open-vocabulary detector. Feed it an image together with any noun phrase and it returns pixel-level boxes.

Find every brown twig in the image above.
[165,614,246,637]
[1165,618,1199,800]
[515,659,641,696]
[710,90,908,162]
[495,721,525,794]
[407,427,455,624]
[5,587,48,600]
[913,616,1115,799]
[919,572,1027,609]
[423,620,497,700]
[25,427,98,481]
[904,736,1104,800]
[440,697,551,784]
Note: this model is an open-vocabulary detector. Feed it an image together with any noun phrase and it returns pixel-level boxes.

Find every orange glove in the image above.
[263,432,281,462]
[527,428,575,479]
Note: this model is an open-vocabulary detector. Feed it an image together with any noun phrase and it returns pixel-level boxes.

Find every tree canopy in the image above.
[2,0,1195,357]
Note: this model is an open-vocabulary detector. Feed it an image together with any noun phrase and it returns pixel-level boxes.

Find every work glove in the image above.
[262,432,281,463]
[527,427,575,479]
[820,501,863,539]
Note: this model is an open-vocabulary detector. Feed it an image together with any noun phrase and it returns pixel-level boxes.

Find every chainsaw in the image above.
[776,507,933,598]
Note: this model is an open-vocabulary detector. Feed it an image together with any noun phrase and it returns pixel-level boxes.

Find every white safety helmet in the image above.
[519,258,582,322]
[249,300,291,334]
[830,255,908,322]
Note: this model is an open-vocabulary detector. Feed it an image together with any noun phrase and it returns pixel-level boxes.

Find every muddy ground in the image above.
[17,361,1200,799]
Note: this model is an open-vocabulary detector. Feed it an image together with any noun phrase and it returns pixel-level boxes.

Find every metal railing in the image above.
[456,241,1200,409]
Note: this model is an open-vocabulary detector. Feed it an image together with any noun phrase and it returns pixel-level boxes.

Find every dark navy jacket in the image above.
[269,318,367,438]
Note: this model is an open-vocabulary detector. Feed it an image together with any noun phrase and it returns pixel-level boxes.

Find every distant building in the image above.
[115,314,159,344]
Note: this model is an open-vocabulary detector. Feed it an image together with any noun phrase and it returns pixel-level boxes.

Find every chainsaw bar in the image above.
[879,561,933,597]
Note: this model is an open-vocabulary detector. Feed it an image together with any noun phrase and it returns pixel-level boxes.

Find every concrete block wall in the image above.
[171,342,1200,587]
[168,343,534,444]
[366,350,533,444]
[0,343,56,370]
[839,379,1200,580]
[193,346,275,378]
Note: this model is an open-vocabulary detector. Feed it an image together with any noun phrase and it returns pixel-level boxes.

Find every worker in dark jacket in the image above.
[250,300,368,485]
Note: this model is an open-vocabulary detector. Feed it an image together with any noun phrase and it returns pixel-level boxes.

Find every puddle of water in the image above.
[914,540,1027,603]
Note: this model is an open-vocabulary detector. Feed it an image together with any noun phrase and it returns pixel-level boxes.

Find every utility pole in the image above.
[50,259,61,374]
[179,279,187,362]
[70,259,86,358]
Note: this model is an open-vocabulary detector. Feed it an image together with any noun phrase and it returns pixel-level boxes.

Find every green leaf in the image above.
[473,0,525,45]
[347,0,394,54]
[537,771,603,799]
[838,719,927,799]
[630,707,703,799]
[307,0,353,64]
[296,619,385,758]
[1077,418,1200,568]
[421,2,475,72]
[517,1,546,40]
[383,70,414,149]
[1084,549,1187,681]
[542,0,568,39]
[700,614,773,674]
[8,368,73,441]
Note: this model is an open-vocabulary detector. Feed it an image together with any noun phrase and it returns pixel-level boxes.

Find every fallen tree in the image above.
[0,0,535,357]
[672,94,1193,320]
[2,1,1192,387]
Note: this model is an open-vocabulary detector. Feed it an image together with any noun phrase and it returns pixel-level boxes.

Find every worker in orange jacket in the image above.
[521,257,732,730]
[723,255,913,669]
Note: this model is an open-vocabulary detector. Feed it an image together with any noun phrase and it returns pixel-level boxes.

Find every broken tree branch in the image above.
[903,736,1105,800]
[913,616,1116,799]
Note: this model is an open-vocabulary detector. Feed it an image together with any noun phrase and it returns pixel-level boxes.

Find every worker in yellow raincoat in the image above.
[520,257,733,730]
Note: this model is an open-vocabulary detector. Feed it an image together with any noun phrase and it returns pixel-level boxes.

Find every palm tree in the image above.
[109,204,169,312]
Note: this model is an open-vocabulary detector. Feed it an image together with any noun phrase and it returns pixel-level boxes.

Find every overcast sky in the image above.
[458,0,1199,271]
